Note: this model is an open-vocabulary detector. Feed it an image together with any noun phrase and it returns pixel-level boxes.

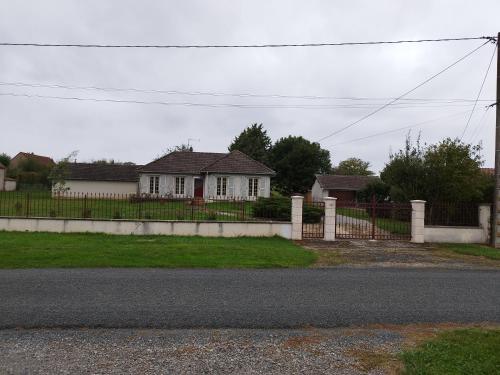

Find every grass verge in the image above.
[0,231,316,268]
[439,243,500,260]
[400,328,500,375]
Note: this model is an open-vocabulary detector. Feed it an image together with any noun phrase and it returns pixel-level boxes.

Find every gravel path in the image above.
[0,328,404,374]
[304,240,500,269]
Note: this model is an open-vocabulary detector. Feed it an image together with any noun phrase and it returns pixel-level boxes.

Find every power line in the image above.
[329,111,471,146]
[0,36,495,49]
[459,43,497,139]
[0,80,494,103]
[0,91,482,110]
[317,40,492,142]
[469,108,492,144]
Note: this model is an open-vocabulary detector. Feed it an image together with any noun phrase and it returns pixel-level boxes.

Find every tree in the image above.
[0,153,10,167]
[380,134,426,202]
[155,144,193,160]
[333,157,373,176]
[423,138,484,203]
[50,151,79,193]
[229,123,272,164]
[380,135,488,203]
[269,136,331,195]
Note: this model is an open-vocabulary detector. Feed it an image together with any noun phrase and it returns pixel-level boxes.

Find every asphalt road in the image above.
[0,268,499,328]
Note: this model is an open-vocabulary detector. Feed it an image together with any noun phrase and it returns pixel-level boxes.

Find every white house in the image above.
[57,150,275,199]
[0,163,16,191]
[56,163,140,195]
[137,150,274,199]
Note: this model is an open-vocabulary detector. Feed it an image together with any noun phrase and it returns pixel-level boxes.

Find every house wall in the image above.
[139,173,271,199]
[60,180,138,195]
[328,190,356,202]
[311,180,326,201]
[205,174,270,199]
[0,168,4,191]
[0,217,292,238]
[4,179,16,191]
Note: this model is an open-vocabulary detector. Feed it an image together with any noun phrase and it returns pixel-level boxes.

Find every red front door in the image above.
[194,178,204,197]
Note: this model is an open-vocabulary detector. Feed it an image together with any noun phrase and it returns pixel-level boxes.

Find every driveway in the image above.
[0,268,498,328]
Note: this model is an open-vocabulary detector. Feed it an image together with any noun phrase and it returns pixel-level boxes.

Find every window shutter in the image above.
[259,178,266,197]
[227,177,234,197]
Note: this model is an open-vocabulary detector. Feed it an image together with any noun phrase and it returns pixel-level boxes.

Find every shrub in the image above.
[49,209,57,218]
[252,197,291,221]
[303,205,324,223]
[144,212,152,220]
[206,210,217,221]
[113,211,122,220]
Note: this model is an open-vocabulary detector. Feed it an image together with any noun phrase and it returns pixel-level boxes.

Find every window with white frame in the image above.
[175,177,185,195]
[248,178,259,197]
[216,177,227,196]
[149,176,159,194]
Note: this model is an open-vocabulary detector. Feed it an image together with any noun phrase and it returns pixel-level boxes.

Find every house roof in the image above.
[138,151,275,175]
[65,163,141,182]
[481,167,495,176]
[12,152,55,167]
[316,174,379,191]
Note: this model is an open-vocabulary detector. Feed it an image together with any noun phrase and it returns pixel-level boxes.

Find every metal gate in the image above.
[302,201,325,239]
[335,198,411,240]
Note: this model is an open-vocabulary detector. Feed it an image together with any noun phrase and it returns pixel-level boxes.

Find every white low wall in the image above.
[424,226,488,244]
[0,217,292,238]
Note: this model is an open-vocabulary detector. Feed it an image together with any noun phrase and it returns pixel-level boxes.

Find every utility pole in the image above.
[494,32,500,247]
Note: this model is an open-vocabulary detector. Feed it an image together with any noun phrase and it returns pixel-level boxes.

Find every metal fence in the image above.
[336,200,412,240]
[0,191,284,222]
[425,202,480,227]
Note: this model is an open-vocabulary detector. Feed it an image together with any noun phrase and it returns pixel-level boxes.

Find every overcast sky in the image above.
[0,1,498,173]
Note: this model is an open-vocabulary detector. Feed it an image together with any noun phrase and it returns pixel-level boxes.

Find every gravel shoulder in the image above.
[302,240,500,269]
[1,324,497,375]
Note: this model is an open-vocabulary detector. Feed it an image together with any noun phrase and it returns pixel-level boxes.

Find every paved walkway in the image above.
[0,268,498,328]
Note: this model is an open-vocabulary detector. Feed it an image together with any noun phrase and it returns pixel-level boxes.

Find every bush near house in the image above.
[253,197,323,223]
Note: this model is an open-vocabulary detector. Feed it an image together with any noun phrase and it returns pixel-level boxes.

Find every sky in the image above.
[0,0,498,173]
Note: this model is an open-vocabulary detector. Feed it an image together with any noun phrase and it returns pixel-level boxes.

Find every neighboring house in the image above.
[481,167,494,176]
[137,150,275,199]
[311,174,378,202]
[56,163,141,195]
[10,152,55,169]
[0,163,16,191]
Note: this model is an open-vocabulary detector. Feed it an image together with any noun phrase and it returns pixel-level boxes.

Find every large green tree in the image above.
[381,136,487,203]
[333,157,373,176]
[0,153,10,167]
[229,123,272,164]
[269,136,331,195]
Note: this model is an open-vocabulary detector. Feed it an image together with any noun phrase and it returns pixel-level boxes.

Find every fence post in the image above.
[478,204,491,243]
[410,200,426,243]
[323,197,337,241]
[291,195,304,240]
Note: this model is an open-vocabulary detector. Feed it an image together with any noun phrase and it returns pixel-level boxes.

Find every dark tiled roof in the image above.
[201,150,275,175]
[481,168,494,176]
[12,152,55,167]
[316,175,379,191]
[139,151,274,175]
[65,163,141,182]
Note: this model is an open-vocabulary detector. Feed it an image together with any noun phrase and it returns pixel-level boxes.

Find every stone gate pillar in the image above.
[410,200,426,243]
[291,196,304,240]
[324,197,337,241]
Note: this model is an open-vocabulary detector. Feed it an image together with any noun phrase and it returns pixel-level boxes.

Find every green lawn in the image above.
[0,191,257,221]
[401,329,500,375]
[439,243,500,260]
[0,231,316,268]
